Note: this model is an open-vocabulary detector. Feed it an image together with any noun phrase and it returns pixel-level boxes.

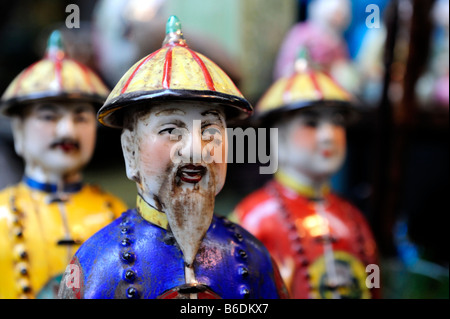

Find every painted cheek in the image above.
[333,127,346,153]
[139,137,173,176]
[78,125,96,159]
[25,119,54,151]
[291,126,316,152]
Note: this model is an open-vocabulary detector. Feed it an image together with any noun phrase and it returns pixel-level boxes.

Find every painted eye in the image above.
[202,127,221,140]
[74,113,91,123]
[331,112,346,126]
[38,112,58,121]
[304,118,319,127]
[159,127,175,135]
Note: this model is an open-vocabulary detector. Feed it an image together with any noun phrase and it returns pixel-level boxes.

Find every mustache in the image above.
[49,138,80,150]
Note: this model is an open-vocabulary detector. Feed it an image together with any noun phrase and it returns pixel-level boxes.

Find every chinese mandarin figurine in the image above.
[58,16,288,299]
[233,50,379,299]
[273,0,359,94]
[0,30,127,299]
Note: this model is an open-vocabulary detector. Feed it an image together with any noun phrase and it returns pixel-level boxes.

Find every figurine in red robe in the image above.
[233,51,380,299]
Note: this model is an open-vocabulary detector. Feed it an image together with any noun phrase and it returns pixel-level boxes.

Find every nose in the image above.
[55,114,77,138]
[177,121,203,164]
[316,121,337,144]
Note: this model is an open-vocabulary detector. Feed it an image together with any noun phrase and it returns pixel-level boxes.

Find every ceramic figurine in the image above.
[0,30,127,299]
[58,16,288,299]
[416,0,449,109]
[233,50,379,299]
[273,0,360,95]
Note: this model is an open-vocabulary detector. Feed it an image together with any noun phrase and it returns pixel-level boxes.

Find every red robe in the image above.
[234,178,379,299]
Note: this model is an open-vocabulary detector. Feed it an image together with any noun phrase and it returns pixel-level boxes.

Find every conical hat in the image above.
[256,49,357,123]
[1,30,109,116]
[98,15,252,128]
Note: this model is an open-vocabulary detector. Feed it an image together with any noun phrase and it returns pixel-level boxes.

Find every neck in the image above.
[24,165,83,189]
[276,167,331,199]
[136,194,169,229]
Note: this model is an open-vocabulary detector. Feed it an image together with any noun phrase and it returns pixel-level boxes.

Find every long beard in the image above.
[158,164,216,269]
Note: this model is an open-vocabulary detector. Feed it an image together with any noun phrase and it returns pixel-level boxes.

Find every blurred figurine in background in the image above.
[274,0,360,96]
[0,30,127,299]
[416,0,449,109]
[58,16,288,299]
[92,0,241,89]
[233,50,379,299]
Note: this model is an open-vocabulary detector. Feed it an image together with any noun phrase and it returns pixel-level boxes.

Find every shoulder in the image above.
[211,215,273,261]
[208,215,288,298]
[233,185,276,221]
[0,185,14,205]
[329,193,366,218]
[78,184,128,216]
[0,184,22,218]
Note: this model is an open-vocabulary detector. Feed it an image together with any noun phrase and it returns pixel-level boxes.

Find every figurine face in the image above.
[278,108,346,181]
[12,101,97,181]
[122,102,227,200]
[121,101,227,265]
[310,0,351,32]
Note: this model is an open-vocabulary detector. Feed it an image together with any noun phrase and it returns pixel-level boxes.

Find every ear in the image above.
[11,118,24,157]
[121,129,139,183]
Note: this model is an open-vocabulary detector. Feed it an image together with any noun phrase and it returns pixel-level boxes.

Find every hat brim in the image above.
[98,89,253,129]
[1,92,107,116]
[254,100,361,127]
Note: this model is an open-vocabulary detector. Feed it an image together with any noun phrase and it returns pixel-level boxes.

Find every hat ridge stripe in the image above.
[187,48,215,91]
[162,47,173,89]
[120,49,161,94]
[12,61,40,96]
[308,70,324,100]
[282,71,298,105]
[322,71,352,100]
[72,59,95,93]
[55,58,64,91]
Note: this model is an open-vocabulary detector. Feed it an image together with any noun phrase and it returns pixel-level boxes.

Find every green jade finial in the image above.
[46,30,65,59]
[294,47,311,73]
[163,15,186,46]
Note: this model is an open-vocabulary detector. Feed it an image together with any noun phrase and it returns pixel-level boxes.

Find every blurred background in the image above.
[0,0,448,298]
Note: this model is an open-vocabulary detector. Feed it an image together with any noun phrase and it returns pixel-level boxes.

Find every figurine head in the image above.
[308,0,352,33]
[98,16,252,266]
[257,50,357,187]
[11,101,97,183]
[275,106,347,184]
[0,30,109,183]
[121,101,227,207]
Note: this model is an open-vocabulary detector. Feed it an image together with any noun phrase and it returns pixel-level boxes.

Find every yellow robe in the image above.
[0,182,127,298]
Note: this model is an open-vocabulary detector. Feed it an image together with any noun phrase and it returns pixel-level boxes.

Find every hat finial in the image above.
[162,15,186,46]
[46,30,65,60]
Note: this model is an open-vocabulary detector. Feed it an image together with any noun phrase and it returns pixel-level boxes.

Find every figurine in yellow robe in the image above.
[0,30,127,298]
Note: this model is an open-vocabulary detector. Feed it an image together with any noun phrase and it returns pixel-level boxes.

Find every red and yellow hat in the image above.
[98,15,252,128]
[256,49,357,123]
[0,30,109,116]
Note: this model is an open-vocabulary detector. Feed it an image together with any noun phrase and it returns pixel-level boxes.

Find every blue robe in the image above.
[58,209,287,299]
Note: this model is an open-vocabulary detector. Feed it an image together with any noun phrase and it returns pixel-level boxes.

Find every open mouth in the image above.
[177,164,207,184]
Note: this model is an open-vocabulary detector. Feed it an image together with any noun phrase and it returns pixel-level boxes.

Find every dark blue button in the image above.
[126,287,139,299]
[121,251,135,263]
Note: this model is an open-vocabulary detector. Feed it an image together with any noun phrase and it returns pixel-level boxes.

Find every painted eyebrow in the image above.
[35,104,59,112]
[74,105,94,114]
[155,109,186,116]
[201,110,222,121]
